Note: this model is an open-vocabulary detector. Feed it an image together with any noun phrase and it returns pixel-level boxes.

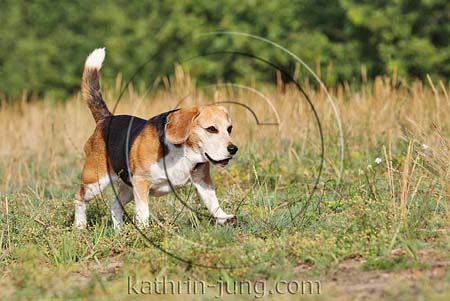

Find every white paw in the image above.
[111,219,124,230]
[136,218,149,229]
[74,221,87,230]
[216,214,237,226]
[111,212,124,230]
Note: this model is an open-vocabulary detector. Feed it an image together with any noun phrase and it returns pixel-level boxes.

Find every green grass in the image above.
[1,139,450,300]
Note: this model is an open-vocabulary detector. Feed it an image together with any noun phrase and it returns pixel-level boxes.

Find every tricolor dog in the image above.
[74,48,238,229]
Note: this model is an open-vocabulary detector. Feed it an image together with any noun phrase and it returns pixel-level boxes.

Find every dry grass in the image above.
[1,70,450,300]
[0,69,448,191]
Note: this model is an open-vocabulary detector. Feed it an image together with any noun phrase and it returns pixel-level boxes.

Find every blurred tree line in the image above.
[0,0,448,100]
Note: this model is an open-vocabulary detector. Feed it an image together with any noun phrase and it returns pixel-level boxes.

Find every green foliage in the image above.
[0,0,449,99]
[362,256,422,271]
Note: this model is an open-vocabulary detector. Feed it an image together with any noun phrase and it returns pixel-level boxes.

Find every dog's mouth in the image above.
[205,153,232,166]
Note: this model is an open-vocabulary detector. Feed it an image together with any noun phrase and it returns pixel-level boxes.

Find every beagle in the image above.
[74,48,238,229]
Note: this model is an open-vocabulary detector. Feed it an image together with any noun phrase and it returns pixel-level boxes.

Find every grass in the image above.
[1,70,450,300]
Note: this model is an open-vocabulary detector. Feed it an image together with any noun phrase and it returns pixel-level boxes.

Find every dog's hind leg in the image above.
[110,182,133,229]
[75,138,117,229]
[75,173,116,229]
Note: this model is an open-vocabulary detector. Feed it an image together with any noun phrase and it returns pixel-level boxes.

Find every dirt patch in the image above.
[298,251,450,300]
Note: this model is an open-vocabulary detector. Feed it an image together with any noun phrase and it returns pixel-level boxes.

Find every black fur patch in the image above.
[101,109,179,186]
[101,115,146,186]
[147,109,179,151]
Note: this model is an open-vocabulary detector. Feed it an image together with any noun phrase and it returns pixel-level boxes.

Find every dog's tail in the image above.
[82,48,112,123]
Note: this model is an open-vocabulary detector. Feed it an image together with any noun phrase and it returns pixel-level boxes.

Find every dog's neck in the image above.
[181,144,207,167]
[163,143,206,171]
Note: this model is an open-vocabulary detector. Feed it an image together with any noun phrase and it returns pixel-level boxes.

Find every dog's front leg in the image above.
[132,175,151,228]
[191,163,236,225]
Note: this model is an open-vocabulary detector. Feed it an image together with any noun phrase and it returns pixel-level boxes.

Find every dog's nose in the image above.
[227,144,238,155]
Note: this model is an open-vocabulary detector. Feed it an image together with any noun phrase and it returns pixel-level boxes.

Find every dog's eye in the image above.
[206,126,218,133]
[227,126,233,134]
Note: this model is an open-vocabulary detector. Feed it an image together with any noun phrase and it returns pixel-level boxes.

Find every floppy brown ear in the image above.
[165,106,200,144]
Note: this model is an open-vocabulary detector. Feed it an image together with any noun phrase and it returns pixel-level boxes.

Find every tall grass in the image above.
[1,70,448,233]
[0,69,448,192]
[1,70,450,299]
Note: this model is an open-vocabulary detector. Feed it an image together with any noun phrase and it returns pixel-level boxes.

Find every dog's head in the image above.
[165,105,238,166]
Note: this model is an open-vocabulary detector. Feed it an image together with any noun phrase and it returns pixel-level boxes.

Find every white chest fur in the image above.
[148,144,200,196]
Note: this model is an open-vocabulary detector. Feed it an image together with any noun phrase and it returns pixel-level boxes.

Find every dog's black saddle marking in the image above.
[101,109,179,186]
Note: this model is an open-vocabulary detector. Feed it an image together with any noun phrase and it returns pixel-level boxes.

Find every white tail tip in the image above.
[85,47,106,69]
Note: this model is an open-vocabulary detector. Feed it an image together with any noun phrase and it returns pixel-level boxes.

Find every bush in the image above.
[0,0,448,100]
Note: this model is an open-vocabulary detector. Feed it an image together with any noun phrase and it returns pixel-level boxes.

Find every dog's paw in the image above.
[136,220,149,230]
[73,222,87,230]
[216,214,237,226]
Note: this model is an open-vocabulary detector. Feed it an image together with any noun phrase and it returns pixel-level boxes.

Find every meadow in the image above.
[1,69,450,300]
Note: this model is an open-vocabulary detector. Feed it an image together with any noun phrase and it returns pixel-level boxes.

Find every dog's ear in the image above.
[165,106,200,144]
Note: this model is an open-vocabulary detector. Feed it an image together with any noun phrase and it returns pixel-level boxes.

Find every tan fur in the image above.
[165,106,200,144]
[195,105,230,128]
[81,126,109,183]
[129,123,164,177]
[77,124,113,200]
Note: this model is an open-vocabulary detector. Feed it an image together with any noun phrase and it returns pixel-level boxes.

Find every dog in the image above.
[74,48,238,229]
